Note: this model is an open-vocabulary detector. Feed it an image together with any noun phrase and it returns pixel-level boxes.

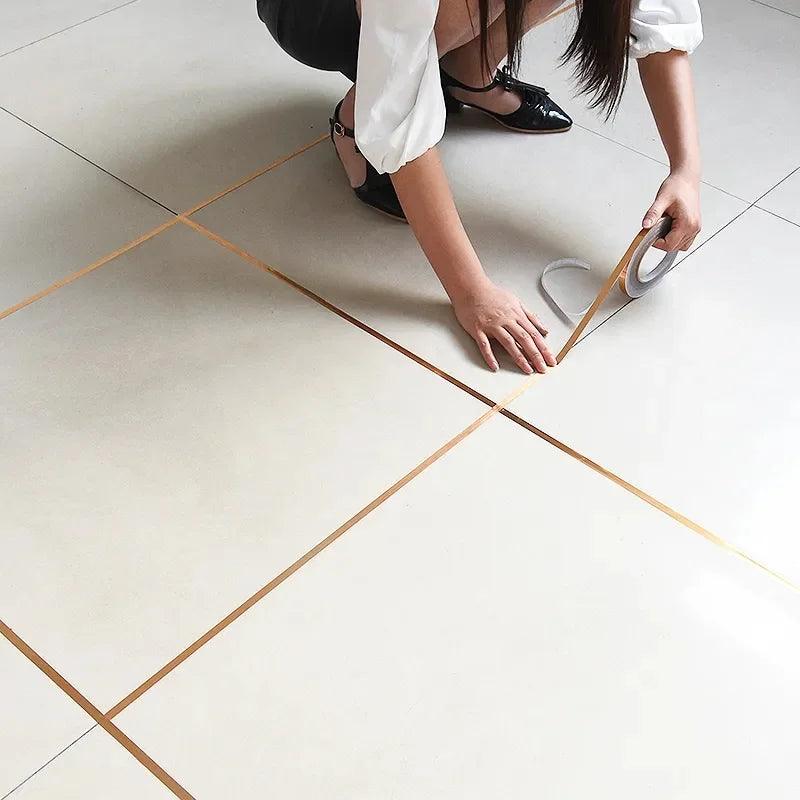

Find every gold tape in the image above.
[0,620,196,799]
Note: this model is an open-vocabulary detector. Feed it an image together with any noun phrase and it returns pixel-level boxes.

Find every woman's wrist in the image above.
[669,160,701,184]
[443,267,492,306]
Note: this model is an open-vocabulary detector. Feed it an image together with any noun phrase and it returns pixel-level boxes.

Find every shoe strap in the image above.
[440,67,499,94]
[330,99,360,153]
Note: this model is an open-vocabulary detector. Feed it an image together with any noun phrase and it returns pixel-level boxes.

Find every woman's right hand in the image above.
[451,279,556,374]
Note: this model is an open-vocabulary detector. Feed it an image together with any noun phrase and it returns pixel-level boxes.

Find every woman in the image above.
[257,0,703,375]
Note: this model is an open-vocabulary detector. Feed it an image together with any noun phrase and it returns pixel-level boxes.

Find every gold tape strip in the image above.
[0,218,180,322]
[107,374,535,719]
[0,137,328,323]
[556,228,648,363]
[178,217,499,408]
[0,620,196,800]
[181,134,328,218]
[499,409,799,592]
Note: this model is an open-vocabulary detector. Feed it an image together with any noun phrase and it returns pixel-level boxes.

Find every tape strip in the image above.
[550,216,677,362]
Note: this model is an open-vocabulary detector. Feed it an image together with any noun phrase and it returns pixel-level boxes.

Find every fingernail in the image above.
[643,218,652,228]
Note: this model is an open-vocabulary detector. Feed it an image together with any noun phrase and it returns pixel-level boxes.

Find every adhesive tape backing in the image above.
[540,216,678,317]
[618,216,678,298]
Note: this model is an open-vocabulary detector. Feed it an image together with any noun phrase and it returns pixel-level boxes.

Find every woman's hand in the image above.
[642,170,702,252]
[451,280,556,374]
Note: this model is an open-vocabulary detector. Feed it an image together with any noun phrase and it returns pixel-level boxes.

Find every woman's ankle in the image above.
[332,87,365,189]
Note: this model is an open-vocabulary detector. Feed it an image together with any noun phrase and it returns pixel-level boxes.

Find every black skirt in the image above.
[257,0,361,82]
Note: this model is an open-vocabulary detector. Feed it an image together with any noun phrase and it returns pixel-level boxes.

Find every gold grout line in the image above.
[181,217,798,594]
[178,216,500,408]
[181,134,328,217]
[499,408,800,592]
[106,375,536,720]
[0,619,196,800]
[0,218,180,322]
[0,136,328,323]
[1,0,572,324]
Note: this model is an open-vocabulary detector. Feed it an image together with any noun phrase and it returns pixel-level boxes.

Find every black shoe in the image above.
[441,65,572,133]
[329,101,407,222]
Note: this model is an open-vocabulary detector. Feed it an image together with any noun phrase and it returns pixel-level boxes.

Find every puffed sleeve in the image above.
[355,0,445,174]
[629,0,703,59]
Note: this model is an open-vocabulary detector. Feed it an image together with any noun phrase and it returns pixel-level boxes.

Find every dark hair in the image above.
[478,0,633,117]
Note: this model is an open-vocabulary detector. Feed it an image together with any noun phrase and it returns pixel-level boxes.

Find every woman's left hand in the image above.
[641,170,702,252]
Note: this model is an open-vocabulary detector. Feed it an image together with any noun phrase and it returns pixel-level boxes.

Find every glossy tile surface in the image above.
[0,0,348,210]
[117,416,800,799]
[511,208,800,584]
[520,0,800,201]
[4,0,799,792]
[11,728,174,799]
[0,0,129,56]
[0,111,170,312]
[0,636,92,798]
[1,223,484,711]
[195,125,744,399]
[758,167,800,226]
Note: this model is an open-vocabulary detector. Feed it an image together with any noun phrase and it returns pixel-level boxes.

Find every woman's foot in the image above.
[440,65,572,133]
[330,89,406,222]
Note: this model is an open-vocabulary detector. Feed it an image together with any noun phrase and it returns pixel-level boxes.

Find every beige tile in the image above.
[511,208,800,584]
[758,167,800,226]
[195,125,744,400]
[0,111,171,313]
[0,636,92,798]
[12,728,174,799]
[0,0,348,211]
[0,0,129,56]
[519,0,800,201]
[0,223,484,711]
[117,415,800,798]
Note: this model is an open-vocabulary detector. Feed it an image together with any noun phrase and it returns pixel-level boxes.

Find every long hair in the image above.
[477,0,633,117]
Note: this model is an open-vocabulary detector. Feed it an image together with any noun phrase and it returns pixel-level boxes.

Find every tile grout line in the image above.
[498,408,799,592]
[100,216,796,719]
[0,135,327,323]
[179,217,498,405]
[0,218,181,322]
[105,372,538,719]
[755,206,800,230]
[1,725,98,800]
[749,0,800,19]
[579,162,800,347]
[0,620,196,800]
[0,1,140,59]
[181,217,799,594]
[570,121,751,204]
[0,106,177,215]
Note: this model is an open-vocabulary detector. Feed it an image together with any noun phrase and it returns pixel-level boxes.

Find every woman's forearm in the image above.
[637,50,701,178]
[390,147,489,302]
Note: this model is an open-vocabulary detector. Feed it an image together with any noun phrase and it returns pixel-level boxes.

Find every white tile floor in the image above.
[1,1,798,798]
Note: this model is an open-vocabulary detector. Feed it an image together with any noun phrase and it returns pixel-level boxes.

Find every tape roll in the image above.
[618,215,678,298]
[540,216,678,318]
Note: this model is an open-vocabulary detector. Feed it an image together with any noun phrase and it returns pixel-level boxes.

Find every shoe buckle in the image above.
[333,121,346,137]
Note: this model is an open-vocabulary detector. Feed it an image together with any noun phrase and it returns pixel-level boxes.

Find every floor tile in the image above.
[10,728,174,799]
[0,111,171,313]
[758,168,800,226]
[0,223,484,711]
[520,0,800,201]
[116,414,800,798]
[0,0,129,56]
[510,207,800,584]
[0,0,348,211]
[195,124,744,400]
[0,636,92,798]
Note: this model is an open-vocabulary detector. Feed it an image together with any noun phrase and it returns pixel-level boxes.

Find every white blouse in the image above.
[355,0,703,175]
